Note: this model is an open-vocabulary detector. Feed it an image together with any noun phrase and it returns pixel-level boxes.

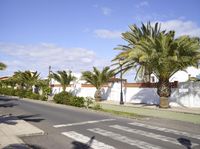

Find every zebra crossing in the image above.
[54,120,200,149]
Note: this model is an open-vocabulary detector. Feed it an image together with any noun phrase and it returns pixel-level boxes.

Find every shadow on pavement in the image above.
[17,114,45,123]
[0,114,45,125]
[3,143,45,149]
[0,96,18,108]
[177,138,192,149]
[72,136,95,149]
[0,96,18,101]
[0,102,18,108]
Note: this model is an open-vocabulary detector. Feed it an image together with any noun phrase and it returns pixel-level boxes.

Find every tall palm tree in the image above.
[113,22,162,82]
[82,67,115,101]
[51,70,76,92]
[0,62,6,70]
[113,22,200,108]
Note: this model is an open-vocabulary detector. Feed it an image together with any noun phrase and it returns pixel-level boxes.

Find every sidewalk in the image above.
[100,101,200,124]
[0,115,44,148]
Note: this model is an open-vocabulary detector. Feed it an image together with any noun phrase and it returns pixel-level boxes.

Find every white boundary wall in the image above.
[51,82,200,108]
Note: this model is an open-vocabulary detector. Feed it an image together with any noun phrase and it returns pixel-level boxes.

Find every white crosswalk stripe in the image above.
[110,124,199,148]
[129,122,200,140]
[54,119,115,128]
[88,128,165,149]
[62,131,116,149]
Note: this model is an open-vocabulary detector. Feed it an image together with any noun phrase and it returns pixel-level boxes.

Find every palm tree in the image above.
[22,71,40,90]
[113,22,200,108]
[36,79,51,97]
[12,70,40,90]
[113,22,162,82]
[0,62,6,70]
[51,70,76,92]
[82,67,115,101]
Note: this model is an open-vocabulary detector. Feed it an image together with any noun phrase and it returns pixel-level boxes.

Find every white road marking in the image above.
[110,124,199,147]
[129,122,200,140]
[53,119,115,128]
[88,128,164,149]
[62,131,116,149]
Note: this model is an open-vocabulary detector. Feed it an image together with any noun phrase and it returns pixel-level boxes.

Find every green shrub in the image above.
[70,96,84,107]
[0,87,16,96]
[40,95,47,101]
[28,93,40,100]
[53,91,85,107]
[53,91,72,104]
[92,103,102,110]
[0,87,47,101]
[85,97,94,109]
[16,89,27,98]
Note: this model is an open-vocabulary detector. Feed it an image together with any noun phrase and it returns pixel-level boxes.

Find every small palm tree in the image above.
[51,70,76,92]
[0,62,6,70]
[12,70,40,90]
[22,71,40,90]
[82,67,115,101]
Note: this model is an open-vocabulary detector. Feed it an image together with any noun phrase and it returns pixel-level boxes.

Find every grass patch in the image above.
[96,108,143,119]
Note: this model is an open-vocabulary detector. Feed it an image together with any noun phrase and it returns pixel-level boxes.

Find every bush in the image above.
[92,102,102,110]
[0,88,16,96]
[53,91,85,107]
[53,91,72,104]
[0,87,47,101]
[85,97,94,109]
[40,95,47,101]
[70,96,84,107]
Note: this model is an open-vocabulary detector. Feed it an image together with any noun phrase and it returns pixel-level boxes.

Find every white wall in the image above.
[150,67,200,83]
[170,82,200,107]
[51,81,200,108]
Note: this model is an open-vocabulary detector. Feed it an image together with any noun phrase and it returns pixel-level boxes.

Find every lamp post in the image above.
[119,59,124,105]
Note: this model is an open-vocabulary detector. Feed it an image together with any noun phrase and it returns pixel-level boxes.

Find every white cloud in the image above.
[136,1,149,8]
[94,29,121,39]
[0,43,110,77]
[101,7,112,16]
[157,20,200,37]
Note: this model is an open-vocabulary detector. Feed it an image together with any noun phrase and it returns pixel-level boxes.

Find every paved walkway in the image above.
[0,115,44,148]
[101,100,200,115]
[100,101,200,124]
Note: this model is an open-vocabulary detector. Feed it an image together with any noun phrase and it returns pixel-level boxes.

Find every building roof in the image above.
[0,76,9,80]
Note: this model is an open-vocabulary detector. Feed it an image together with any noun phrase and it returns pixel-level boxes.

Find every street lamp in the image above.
[119,58,124,105]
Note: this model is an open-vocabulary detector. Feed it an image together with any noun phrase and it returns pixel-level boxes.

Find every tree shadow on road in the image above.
[0,114,44,125]
[0,102,18,108]
[177,138,192,149]
[72,136,95,149]
[0,96,18,108]
[17,114,45,123]
[3,143,45,149]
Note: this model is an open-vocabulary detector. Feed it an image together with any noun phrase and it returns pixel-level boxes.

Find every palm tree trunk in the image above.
[62,85,66,92]
[157,78,171,108]
[94,88,101,102]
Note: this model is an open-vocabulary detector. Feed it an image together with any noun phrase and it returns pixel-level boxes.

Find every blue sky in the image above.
[0,0,200,82]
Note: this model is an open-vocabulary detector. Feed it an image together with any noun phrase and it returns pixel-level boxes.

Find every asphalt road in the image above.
[1,96,200,149]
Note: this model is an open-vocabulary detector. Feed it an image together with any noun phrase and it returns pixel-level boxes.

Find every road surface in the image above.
[0,96,200,149]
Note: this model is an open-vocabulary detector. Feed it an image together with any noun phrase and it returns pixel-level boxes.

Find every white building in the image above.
[150,66,200,83]
[50,68,200,108]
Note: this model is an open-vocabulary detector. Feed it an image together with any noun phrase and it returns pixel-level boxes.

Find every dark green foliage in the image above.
[0,88,47,100]
[51,70,76,91]
[70,96,84,107]
[53,91,84,107]
[0,88,16,96]
[53,91,72,104]
[0,62,6,70]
